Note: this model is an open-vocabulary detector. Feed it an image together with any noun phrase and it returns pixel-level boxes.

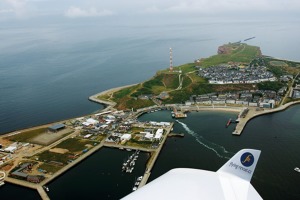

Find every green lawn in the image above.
[38,163,63,174]
[6,127,48,142]
[200,43,261,67]
[36,151,69,165]
[56,138,96,152]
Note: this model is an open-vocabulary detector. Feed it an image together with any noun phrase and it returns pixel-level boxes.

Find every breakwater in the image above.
[233,101,300,135]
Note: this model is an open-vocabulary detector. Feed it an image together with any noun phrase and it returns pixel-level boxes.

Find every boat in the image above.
[43,185,49,192]
[130,161,135,166]
[174,112,187,119]
[294,167,300,172]
[129,168,133,173]
[226,118,232,128]
[0,182,5,187]
[137,176,143,181]
[135,181,140,186]
[132,186,137,191]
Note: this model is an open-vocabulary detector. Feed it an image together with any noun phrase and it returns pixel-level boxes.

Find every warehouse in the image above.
[48,124,65,132]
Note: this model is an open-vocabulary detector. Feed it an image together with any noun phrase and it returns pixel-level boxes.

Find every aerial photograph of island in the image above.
[1,0,300,199]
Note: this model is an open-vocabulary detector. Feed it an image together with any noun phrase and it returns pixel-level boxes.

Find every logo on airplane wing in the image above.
[240,152,254,167]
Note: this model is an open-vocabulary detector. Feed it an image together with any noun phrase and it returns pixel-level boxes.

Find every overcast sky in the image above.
[1,0,300,21]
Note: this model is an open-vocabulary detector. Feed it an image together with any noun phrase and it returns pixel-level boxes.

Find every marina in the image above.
[0,112,173,200]
[0,171,5,187]
[122,150,140,173]
[0,107,300,199]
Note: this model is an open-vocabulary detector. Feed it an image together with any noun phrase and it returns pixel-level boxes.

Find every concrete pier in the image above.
[3,140,106,200]
[41,140,105,186]
[37,186,50,200]
[137,123,173,189]
[233,101,300,135]
[4,177,50,200]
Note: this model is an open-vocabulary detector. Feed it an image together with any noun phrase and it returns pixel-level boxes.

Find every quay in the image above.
[233,101,300,135]
[2,82,299,199]
[137,123,173,189]
[88,83,138,110]
[1,117,174,199]
[3,140,106,200]
[168,133,184,137]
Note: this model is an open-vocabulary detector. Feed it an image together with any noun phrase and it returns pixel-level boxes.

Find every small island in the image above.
[1,43,300,199]
[94,43,300,110]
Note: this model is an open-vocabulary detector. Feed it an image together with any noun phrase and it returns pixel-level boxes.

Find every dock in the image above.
[137,123,173,189]
[233,101,300,135]
[168,133,184,137]
[4,177,50,200]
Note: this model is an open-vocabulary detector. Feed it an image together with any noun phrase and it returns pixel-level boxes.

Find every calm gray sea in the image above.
[0,18,300,199]
[1,18,300,134]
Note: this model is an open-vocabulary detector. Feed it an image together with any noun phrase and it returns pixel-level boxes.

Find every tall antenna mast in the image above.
[169,47,173,72]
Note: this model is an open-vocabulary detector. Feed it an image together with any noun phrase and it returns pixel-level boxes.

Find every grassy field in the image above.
[6,127,48,142]
[130,127,145,134]
[34,138,96,165]
[36,151,69,165]
[199,43,261,67]
[55,138,96,152]
[126,140,152,149]
[38,163,62,174]
[270,60,288,67]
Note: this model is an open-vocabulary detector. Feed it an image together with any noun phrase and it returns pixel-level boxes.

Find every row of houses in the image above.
[292,84,300,99]
[105,127,165,144]
[186,91,279,108]
[10,162,45,183]
[198,65,276,84]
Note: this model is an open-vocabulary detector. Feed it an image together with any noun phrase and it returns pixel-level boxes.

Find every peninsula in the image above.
[1,42,300,199]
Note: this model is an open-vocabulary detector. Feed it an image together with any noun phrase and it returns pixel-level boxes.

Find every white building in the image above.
[121,134,131,141]
[4,146,17,153]
[155,129,164,140]
[87,118,99,125]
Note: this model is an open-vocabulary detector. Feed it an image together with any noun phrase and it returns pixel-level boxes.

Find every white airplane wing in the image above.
[122,149,262,200]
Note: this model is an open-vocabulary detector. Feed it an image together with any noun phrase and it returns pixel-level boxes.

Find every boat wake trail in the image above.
[176,120,233,159]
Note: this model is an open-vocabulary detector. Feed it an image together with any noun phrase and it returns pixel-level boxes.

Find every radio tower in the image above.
[169,47,173,72]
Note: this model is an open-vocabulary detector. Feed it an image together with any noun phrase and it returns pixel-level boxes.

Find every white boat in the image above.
[135,181,140,186]
[0,182,5,187]
[130,161,135,166]
[294,167,300,173]
[132,186,137,191]
[137,176,143,181]
[43,185,49,192]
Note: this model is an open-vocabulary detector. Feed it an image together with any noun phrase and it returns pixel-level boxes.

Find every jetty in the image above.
[168,133,184,137]
[233,101,300,135]
[137,123,173,189]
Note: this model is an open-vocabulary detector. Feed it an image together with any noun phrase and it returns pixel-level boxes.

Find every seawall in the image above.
[233,101,300,135]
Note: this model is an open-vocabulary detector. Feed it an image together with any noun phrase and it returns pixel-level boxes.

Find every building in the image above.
[121,134,131,141]
[48,124,65,132]
[154,129,164,140]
